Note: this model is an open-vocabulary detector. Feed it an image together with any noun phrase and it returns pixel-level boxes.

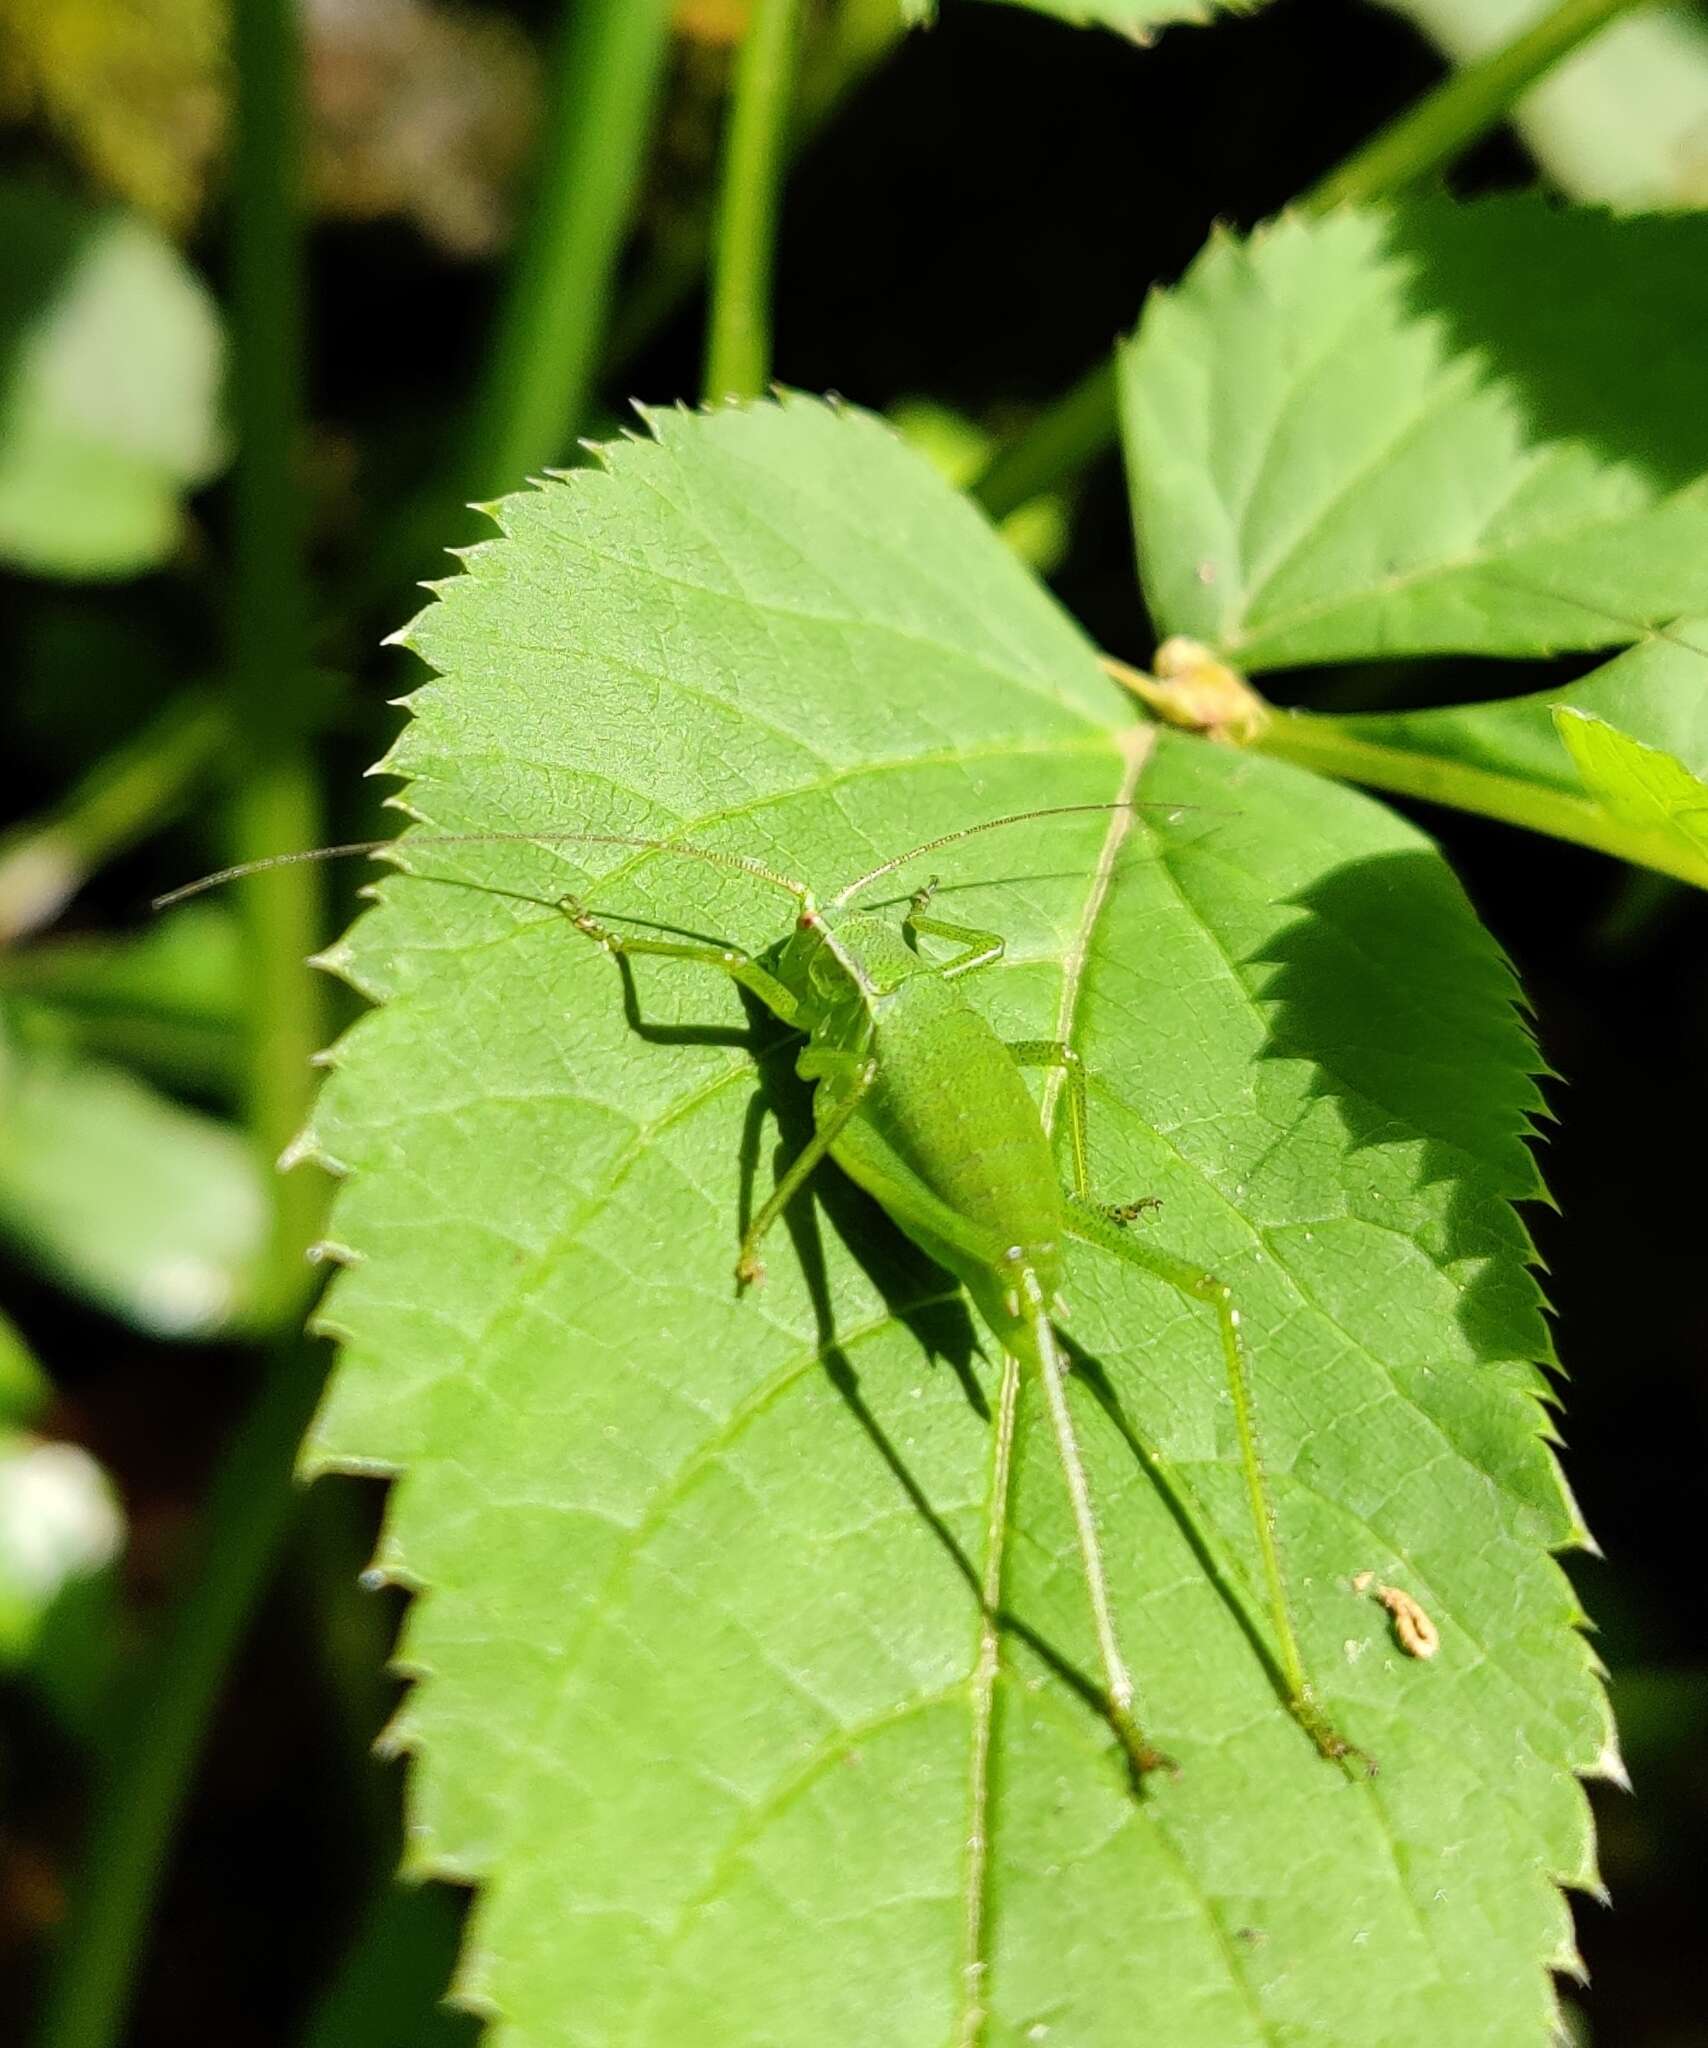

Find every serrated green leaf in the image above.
[1373,0,1708,210]
[306,398,1605,2045]
[1120,199,1708,669]
[0,1016,264,1335]
[0,181,225,579]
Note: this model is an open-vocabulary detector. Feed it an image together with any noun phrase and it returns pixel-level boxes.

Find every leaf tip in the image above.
[1587,1733,1631,1793]
[278,1125,333,1176]
[306,1238,362,1270]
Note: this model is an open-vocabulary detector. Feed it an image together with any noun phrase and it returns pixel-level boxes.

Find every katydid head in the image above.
[777,903,920,1003]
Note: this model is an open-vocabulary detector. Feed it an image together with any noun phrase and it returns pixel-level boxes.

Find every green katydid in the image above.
[159,801,1367,1780]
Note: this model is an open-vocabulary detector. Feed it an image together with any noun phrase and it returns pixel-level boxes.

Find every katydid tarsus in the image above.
[159,801,1365,1781]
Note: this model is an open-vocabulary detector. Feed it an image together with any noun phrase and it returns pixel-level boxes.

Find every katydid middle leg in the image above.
[1006,1038,1159,1227]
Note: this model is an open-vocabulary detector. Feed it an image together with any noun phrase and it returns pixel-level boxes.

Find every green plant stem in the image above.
[968,0,1653,520]
[225,0,325,1316]
[362,0,671,603]
[1253,708,1708,889]
[33,1341,330,2048]
[969,360,1119,525]
[462,0,674,499]
[704,0,806,402]
[1309,0,1654,210]
[35,12,328,2046]
[0,693,229,943]
[606,0,904,372]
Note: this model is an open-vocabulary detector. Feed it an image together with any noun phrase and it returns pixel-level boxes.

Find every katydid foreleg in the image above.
[902,881,1006,980]
[557,894,807,1026]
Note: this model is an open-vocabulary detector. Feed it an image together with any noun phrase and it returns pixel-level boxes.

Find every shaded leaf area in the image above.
[0,181,224,578]
[1120,199,1708,670]
[1374,0,1708,209]
[303,400,1604,2045]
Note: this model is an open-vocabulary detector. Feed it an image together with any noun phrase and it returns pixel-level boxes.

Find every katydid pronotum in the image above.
[160,802,1366,1781]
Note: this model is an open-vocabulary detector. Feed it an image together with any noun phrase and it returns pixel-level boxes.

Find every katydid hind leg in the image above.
[1012,1274,1176,1782]
[1062,1194,1371,1773]
[1005,1039,1167,1227]
[811,1131,1172,1777]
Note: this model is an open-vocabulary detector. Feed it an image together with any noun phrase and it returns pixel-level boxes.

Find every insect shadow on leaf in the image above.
[1056,1328,1297,1721]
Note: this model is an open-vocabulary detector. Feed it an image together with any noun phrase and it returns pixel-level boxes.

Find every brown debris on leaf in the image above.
[1353,1571,1442,1660]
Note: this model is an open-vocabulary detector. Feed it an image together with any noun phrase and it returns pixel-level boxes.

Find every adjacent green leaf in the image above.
[0,1305,47,1426]
[0,903,244,1094]
[1289,616,1708,807]
[0,182,225,579]
[1120,199,1708,670]
[0,1427,123,1672]
[1553,707,1708,868]
[1374,0,1708,209]
[305,398,1605,2046]
[0,1015,264,1335]
[890,398,1070,571]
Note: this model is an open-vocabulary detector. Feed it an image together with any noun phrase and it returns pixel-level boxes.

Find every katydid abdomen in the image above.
[813,970,1067,1338]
